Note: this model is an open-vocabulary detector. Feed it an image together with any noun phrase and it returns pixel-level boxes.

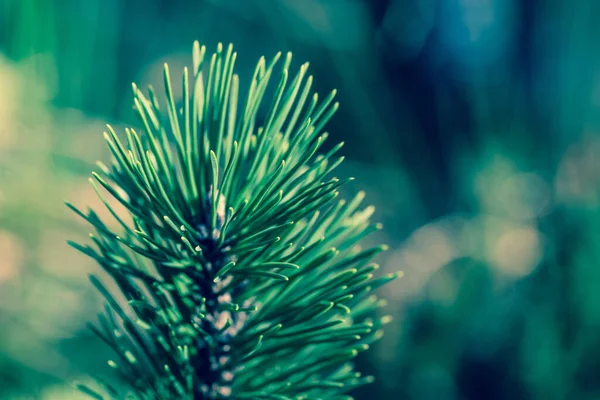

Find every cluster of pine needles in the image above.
[67,41,399,399]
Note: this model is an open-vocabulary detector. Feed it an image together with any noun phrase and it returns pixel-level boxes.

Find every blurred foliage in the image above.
[2,0,600,399]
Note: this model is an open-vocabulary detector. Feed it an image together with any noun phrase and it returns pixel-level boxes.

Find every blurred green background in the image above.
[2,0,600,398]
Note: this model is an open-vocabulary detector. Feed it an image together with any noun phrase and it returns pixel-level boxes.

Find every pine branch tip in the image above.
[67,39,394,399]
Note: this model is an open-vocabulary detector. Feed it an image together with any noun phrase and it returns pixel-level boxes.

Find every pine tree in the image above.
[67,41,398,400]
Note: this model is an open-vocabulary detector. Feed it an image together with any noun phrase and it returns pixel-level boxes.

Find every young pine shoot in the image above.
[68,41,398,400]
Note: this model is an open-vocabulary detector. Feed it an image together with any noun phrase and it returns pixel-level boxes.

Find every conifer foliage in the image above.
[68,41,398,399]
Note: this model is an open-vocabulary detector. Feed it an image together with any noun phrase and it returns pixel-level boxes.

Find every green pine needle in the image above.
[68,41,398,400]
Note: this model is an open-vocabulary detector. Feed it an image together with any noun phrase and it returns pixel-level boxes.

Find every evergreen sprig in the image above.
[68,41,398,400]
